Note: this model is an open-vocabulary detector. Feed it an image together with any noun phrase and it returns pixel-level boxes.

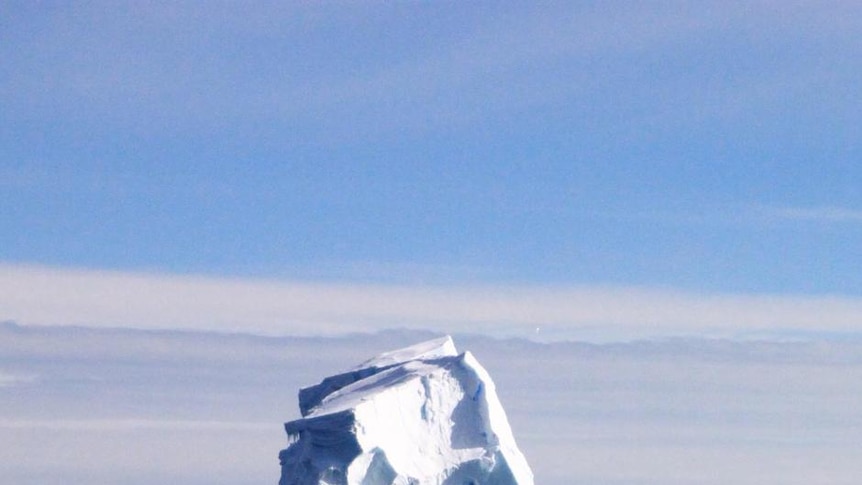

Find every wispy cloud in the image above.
[0,371,37,388]
[2,264,861,341]
[5,2,859,139]
[760,206,862,224]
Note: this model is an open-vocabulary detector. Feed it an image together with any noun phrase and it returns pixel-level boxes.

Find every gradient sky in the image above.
[2,2,861,298]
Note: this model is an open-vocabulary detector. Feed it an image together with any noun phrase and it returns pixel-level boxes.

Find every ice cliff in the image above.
[278,336,534,485]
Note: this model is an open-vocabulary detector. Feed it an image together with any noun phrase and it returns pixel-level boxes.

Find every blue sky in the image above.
[2,2,861,337]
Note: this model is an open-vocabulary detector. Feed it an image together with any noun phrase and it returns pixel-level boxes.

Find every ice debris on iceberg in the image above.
[278,336,534,485]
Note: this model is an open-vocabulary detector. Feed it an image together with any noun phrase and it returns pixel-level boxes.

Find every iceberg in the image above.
[278,336,534,485]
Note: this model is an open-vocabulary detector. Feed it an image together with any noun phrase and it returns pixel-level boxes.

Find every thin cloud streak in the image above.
[0,419,272,432]
[2,263,861,341]
[0,372,37,388]
[764,206,862,224]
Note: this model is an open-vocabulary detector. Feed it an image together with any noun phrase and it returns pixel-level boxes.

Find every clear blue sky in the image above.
[2,2,861,295]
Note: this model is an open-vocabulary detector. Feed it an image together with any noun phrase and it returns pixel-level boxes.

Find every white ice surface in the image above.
[280,337,534,485]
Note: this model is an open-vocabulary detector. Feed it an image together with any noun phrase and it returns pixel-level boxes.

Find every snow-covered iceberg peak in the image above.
[279,336,534,485]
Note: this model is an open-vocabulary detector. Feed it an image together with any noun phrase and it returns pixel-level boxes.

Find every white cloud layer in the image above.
[2,264,861,341]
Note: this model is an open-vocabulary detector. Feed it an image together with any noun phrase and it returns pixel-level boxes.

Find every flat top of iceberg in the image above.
[351,334,457,370]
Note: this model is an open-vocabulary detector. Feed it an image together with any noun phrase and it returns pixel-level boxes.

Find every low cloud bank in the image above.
[2,263,861,341]
[3,326,862,484]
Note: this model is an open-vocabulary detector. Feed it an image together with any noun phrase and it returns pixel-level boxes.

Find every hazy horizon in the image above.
[3,323,862,484]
